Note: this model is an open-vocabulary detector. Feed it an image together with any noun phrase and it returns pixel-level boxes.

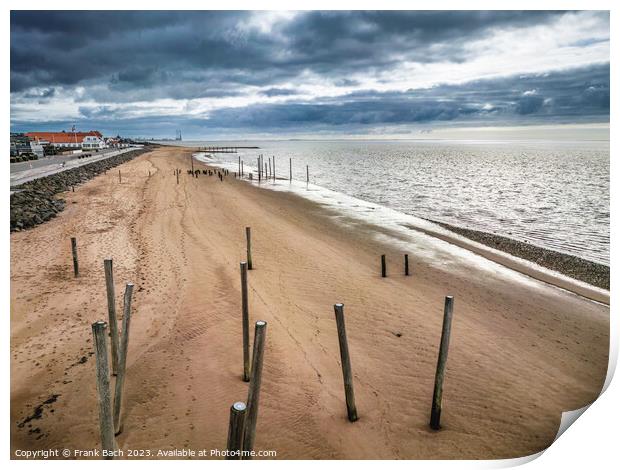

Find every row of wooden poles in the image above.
[70,160,455,458]
[69,239,135,458]
[236,155,310,186]
[238,228,456,440]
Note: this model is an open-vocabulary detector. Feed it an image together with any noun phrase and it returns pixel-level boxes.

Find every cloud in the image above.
[10,11,610,136]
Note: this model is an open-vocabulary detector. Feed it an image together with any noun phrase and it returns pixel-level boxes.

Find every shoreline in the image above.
[195,151,609,304]
[10,147,609,459]
[428,220,609,291]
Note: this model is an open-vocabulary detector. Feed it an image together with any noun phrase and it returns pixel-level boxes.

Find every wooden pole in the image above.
[405,254,410,276]
[257,157,261,183]
[92,321,116,458]
[242,320,267,458]
[103,259,120,376]
[333,304,358,422]
[70,237,79,277]
[176,169,179,185]
[381,254,387,278]
[240,262,250,382]
[289,158,292,182]
[273,157,276,182]
[238,156,241,177]
[113,283,134,435]
[241,161,244,177]
[245,227,253,270]
[118,169,121,183]
[190,153,194,173]
[430,296,455,430]
[226,401,247,460]
[306,165,309,185]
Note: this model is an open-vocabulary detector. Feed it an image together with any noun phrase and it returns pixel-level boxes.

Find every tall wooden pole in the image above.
[92,321,116,458]
[289,158,292,182]
[430,296,455,430]
[381,255,387,278]
[334,303,358,422]
[103,259,120,375]
[113,283,134,435]
[245,227,253,270]
[240,262,250,382]
[71,237,79,277]
[242,320,267,458]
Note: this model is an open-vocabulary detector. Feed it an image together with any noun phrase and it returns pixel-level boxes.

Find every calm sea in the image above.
[160,139,609,265]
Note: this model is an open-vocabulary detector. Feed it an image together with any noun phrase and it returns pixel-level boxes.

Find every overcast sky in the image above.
[10,10,610,139]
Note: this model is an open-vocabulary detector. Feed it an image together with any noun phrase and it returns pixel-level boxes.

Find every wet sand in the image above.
[10,146,609,459]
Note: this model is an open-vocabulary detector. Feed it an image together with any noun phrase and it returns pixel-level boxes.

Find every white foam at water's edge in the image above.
[194,152,609,304]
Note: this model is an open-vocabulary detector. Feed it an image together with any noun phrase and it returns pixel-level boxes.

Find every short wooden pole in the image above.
[289,158,292,182]
[306,165,309,185]
[245,227,253,270]
[241,161,244,177]
[92,321,117,458]
[268,158,272,180]
[238,156,241,177]
[333,304,358,422]
[118,169,121,183]
[404,254,410,276]
[113,283,134,435]
[226,401,247,460]
[240,262,250,382]
[242,320,267,458]
[272,156,276,181]
[381,254,387,278]
[70,237,79,277]
[103,259,120,376]
[430,296,455,430]
[257,158,261,183]
[176,170,179,185]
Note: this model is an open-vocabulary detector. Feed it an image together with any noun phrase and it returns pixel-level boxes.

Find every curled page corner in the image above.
[553,405,591,442]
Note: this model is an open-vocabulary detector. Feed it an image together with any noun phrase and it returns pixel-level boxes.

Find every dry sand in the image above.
[10,146,609,459]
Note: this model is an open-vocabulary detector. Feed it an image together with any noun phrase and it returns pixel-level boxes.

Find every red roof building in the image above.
[26,131,103,146]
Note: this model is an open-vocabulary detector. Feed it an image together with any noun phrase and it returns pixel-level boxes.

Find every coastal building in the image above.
[10,133,44,158]
[26,130,105,151]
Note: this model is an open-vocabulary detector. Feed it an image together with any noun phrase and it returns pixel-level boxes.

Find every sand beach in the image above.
[10,146,609,459]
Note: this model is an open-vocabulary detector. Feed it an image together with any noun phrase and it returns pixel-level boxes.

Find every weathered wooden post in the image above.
[226,401,247,460]
[306,165,309,185]
[70,237,79,277]
[289,158,292,182]
[333,304,358,422]
[268,157,272,180]
[190,153,194,173]
[240,262,250,382]
[245,227,253,270]
[241,161,244,177]
[381,254,387,278]
[238,156,241,177]
[113,283,134,435]
[257,157,261,183]
[404,254,410,276]
[242,320,267,458]
[103,259,120,375]
[176,169,179,185]
[118,169,121,183]
[92,321,117,458]
[430,296,455,430]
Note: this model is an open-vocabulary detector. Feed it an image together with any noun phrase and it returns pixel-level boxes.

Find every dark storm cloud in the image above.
[11,10,570,94]
[193,63,611,130]
[9,11,610,135]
